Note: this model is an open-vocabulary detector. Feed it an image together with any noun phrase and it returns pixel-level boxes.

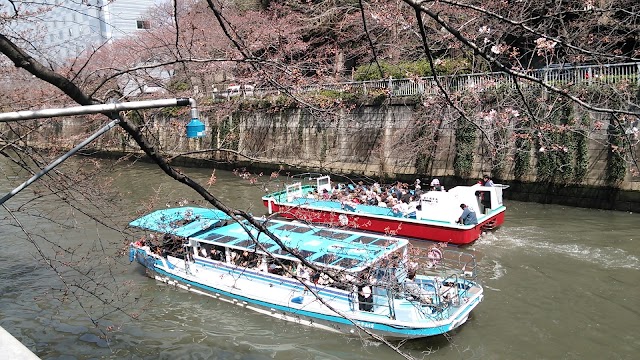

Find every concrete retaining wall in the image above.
[10,101,640,212]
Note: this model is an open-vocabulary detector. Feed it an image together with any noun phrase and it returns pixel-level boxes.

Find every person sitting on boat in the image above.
[321,188,331,200]
[209,248,224,262]
[430,178,444,191]
[357,285,374,311]
[199,247,208,258]
[457,203,478,225]
[296,263,311,281]
[392,198,409,216]
[308,189,319,199]
[341,197,358,212]
[404,270,432,304]
[257,257,268,272]
[239,250,258,268]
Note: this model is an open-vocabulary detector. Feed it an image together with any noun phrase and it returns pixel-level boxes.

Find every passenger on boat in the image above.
[457,204,478,225]
[357,285,374,311]
[392,198,409,216]
[209,248,224,261]
[238,250,258,268]
[323,188,331,199]
[296,263,311,281]
[308,189,319,199]
[257,257,268,272]
[199,247,208,258]
[482,174,495,187]
[405,270,432,304]
[430,178,445,191]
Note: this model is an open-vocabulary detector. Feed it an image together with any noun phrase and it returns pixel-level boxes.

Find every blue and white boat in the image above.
[129,207,484,339]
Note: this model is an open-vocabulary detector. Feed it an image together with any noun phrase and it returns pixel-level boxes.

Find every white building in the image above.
[2,0,160,64]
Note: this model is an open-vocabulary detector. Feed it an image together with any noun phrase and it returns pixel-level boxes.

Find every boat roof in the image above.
[129,207,232,238]
[130,207,408,272]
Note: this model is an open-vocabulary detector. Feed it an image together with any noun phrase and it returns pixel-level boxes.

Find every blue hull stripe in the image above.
[145,261,455,337]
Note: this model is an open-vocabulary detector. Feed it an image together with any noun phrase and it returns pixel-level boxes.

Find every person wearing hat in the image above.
[457,203,478,225]
[430,178,444,191]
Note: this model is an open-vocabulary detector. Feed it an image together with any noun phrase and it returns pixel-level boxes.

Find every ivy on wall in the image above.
[573,114,590,182]
[491,123,508,180]
[535,97,576,182]
[606,117,626,183]
[514,133,531,179]
[513,109,532,180]
[453,116,476,177]
[558,103,575,183]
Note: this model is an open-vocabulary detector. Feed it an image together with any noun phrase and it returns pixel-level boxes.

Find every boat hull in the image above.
[262,199,505,245]
[130,246,482,339]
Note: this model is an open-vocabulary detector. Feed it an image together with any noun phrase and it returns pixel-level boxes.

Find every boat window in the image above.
[202,233,223,241]
[188,221,225,237]
[258,240,275,248]
[291,249,314,259]
[166,218,196,228]
[276,224,311,233]
[352,236,379,244]
[271,248,291,256]
[312,253,337,264]
[313,229,352,240]
[214,235,237,244]
[232,239,256,249]
[332,257,361,269]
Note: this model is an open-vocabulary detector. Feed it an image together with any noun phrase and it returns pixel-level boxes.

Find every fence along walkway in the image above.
[213,62,640,99]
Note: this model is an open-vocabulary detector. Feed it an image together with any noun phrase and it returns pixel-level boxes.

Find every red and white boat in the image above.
[262,176,507,245]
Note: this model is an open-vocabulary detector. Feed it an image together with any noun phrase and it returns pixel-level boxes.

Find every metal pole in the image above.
[0,98,191,122]
[0,97,200,205]
[0,119,120,205]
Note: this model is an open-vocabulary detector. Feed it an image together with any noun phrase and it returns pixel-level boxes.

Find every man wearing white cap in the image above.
[430,178,444,191]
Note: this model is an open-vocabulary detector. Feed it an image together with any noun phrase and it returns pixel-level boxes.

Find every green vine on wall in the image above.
[491,124,508,180]
[514,133,531,179]
[606,118,626,183]
[535,97,575,182]
[454,117,476,177]
[573,114,590,182]
[558,103,575,182]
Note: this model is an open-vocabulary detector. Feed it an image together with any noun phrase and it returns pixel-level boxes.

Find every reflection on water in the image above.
[1,159,639,359]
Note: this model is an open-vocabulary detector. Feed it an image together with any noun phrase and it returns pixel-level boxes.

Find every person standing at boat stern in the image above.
[457,203,478,225]
[482,175,495,187]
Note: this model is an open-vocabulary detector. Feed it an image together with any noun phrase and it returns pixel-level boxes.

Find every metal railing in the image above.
[212,62,640,100]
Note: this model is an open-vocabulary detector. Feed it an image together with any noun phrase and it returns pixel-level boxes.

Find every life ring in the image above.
[339,214,349,226]
[427,247,443,265]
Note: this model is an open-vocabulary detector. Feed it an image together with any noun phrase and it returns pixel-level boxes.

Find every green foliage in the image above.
[535,98,577,182]
[353,58,471,81]
[168,80,190,92]
[535,139,556,181]
[514,134,531,179]
[491,125,508,179]
[558,104,575,183]
[573,129,588,182]
[160,106,183,117]
[606,119,626,183]
[573,114,590,182]
[453,117,476,177]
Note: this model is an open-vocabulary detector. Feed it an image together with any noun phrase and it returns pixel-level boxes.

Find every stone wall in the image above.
[11,100,640,212]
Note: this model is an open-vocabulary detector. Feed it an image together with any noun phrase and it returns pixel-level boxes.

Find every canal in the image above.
[1,160,638,359]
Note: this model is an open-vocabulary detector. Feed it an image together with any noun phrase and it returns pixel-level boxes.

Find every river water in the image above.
[1,160,638,359]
